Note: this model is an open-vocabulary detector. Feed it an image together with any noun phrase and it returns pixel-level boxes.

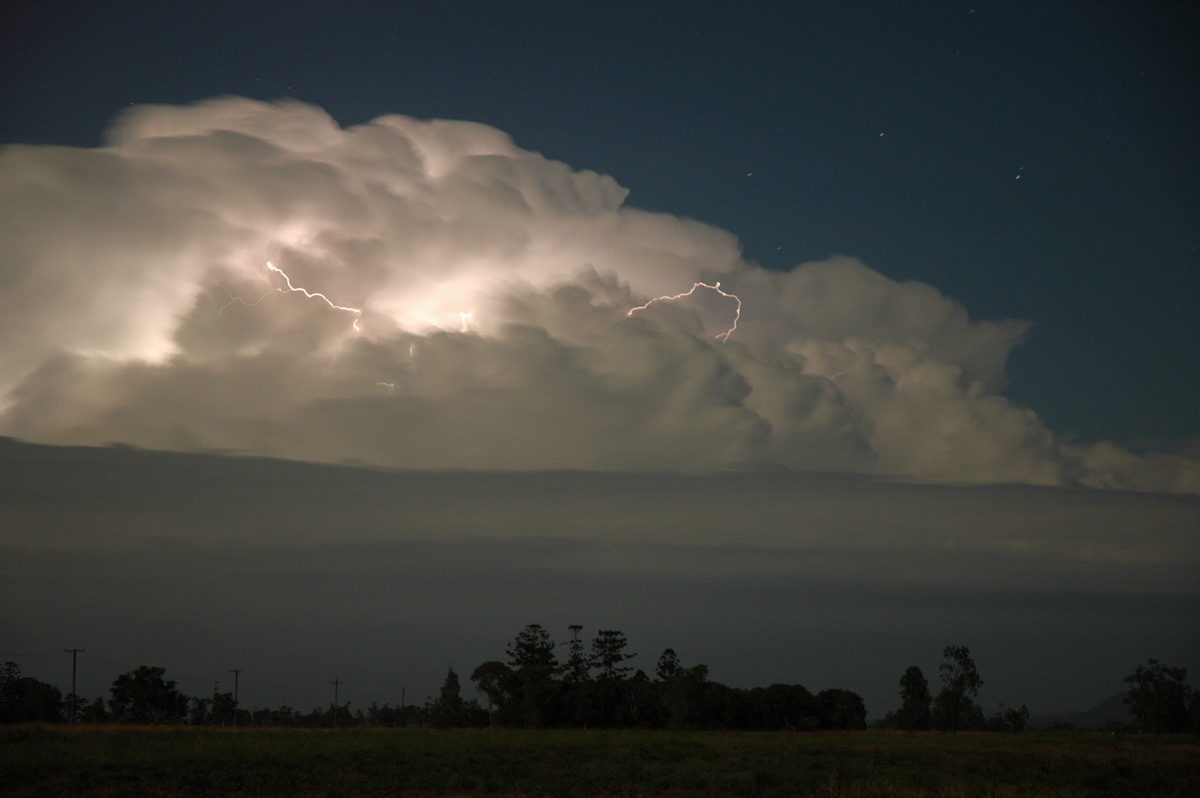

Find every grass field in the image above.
[3,725,1198,797]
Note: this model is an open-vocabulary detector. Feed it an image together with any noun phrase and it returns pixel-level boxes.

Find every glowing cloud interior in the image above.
[1,98,1197,493]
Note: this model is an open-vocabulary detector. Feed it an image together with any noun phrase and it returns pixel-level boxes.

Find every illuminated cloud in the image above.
[1,97,1197,492]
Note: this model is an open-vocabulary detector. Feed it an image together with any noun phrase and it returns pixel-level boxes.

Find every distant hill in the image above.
[1032,693,1131,731]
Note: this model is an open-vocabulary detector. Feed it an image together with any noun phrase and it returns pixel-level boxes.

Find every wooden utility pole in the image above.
[330,677,342,727]
[229,669,242,727]
[64,649,84,724]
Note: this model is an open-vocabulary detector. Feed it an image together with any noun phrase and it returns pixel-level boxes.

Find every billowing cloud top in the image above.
[2,97,1196,492]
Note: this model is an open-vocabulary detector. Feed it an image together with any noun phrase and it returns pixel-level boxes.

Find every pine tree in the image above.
[897,665,931,730]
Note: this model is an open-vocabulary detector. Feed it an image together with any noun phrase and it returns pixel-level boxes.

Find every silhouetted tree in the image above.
[563,624,591,683]
[430,668,467,728]
[504,624,560,726]
[0,662,63,723]
[210,691,237,726]
[264,705,302,726]
[468,657,511,720]
[470,660,510,723]
[655,649,681,681]
[816,688,868,730]
[625,670,666,727]
[507,624,558,680]
[189,695,211,725]
[109,666,188,724]
[661,664,711,728]
[465,628,886,732]
[590,630,635,680]
[897,665,932,730]
[324,703,354,727]
[989,703,1030,733]
[746,683,818,730]
[81,694,109,723]
[1124,659,1192,734]
[932,645,984,731]
[63,693,89,724]
[0,662,18,720]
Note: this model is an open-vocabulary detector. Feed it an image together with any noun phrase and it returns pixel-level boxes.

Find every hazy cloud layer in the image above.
[3,440,1197,714]
[2,97,1196,492]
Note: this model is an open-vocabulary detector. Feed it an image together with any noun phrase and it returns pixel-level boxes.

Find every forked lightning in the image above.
[218,262,362,331]
[626,281,742,342]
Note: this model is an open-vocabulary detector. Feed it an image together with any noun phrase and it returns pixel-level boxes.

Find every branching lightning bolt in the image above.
[216,282,275,314]
[217,262,362,331]
[265,262,362,331]
[829,338,881,380]
[626,282,742,342]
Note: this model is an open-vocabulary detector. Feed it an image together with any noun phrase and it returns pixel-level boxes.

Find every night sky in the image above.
[2,1,1197,717]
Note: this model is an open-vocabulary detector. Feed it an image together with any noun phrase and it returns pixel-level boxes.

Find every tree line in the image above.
[3,628,1197,734]
[461,624,865,730]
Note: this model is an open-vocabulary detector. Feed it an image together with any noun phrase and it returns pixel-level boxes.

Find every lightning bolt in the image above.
[215,282,275,314]
[459,311,474,332]
[626,281,742,342]
[265,262,362,331]
[829,339,881,380]
[216,262,363,332]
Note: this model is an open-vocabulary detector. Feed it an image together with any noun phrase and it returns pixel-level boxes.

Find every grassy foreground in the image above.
[2,725,1198,797]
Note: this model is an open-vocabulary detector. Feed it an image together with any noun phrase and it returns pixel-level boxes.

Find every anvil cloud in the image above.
[1,97,1196,492]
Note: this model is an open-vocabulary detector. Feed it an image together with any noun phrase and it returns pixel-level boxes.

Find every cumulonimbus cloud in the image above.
[1,97,1196,492]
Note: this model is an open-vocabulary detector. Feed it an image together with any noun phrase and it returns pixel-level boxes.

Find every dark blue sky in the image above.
[3,0,1196,447]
